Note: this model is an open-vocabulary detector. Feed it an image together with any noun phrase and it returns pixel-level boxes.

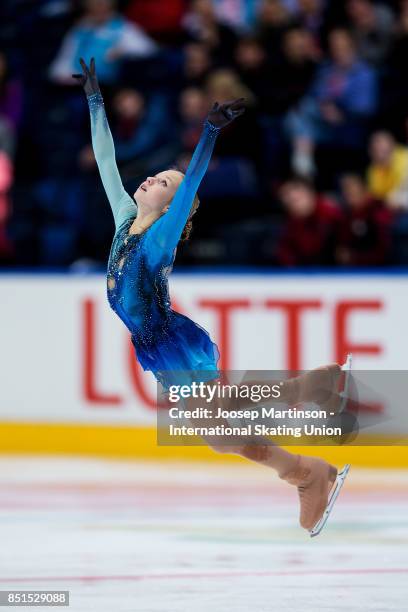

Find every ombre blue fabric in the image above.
[87,92,221,390]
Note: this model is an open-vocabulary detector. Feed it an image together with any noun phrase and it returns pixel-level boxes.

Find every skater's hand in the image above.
[72,57,101,97]
[207,98,246,129]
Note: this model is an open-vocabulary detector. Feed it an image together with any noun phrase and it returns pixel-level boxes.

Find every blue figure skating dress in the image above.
[87,92,221,391]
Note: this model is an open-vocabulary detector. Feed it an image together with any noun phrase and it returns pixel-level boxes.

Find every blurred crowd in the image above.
[1,0,408,268]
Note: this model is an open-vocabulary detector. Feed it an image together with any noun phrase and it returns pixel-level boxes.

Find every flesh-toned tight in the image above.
[184,377,298,477]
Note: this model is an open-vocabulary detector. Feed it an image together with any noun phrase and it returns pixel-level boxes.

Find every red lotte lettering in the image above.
[81,297,384,408]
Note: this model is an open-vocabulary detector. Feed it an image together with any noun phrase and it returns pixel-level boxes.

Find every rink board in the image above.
[0,422,407,467]
[0,272,408,465]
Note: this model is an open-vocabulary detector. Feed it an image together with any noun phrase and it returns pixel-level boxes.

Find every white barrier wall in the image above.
[0,273,407,426]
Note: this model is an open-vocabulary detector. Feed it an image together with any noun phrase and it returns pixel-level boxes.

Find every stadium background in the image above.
[1,4,408,610]
[1,0,408,466]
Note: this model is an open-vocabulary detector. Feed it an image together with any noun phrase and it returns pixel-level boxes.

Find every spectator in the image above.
[286,28,377,177]
[178,87,209,154]
[380,1,408,131]
[389,0,408,63]
[183,42,212,87]
[212,0,262,31]
[0,52,23,158]
[0,52,23,134]
[112,89,172,162]
[267,27,317,116]
[256,0,295,58]
[183,0,238,66]
[233,36,271,109]
[0,150,13,261]
[234,28,316,117]
[277,176,343,266]
[295,0,326,47]
[346,0,395,65]
[336,173,392,265]
[49,0,157,85]
[205,68,255,105]
[367,131,408,210]
[256,0,294,60]
[205,69,260,159]
[4,0,408,268]
[79,87,176,187]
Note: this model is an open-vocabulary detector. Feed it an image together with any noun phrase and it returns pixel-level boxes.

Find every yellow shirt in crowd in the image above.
[368,145,408,200]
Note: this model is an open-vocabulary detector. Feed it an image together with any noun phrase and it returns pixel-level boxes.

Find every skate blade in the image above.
[309,463,351,538]
[339,353,353,414]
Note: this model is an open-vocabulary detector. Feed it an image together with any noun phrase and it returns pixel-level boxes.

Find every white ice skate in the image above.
[339,353,353,414]
[309,463,351,538]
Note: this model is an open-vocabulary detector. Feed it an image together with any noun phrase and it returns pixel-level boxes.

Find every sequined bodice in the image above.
[106,218,174,342]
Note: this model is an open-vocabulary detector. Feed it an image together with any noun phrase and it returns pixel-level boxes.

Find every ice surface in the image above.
[0,456,407,611]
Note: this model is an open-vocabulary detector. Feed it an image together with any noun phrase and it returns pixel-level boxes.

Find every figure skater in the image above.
[74,58,350,537]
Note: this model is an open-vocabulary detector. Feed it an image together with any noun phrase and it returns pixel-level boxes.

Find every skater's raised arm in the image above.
[144,99,245,263]
[73,58,136,230]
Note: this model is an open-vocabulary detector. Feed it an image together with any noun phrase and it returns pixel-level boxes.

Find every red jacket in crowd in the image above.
[336,198,393,266]
[125,0,186,38]
[277,196,343,267]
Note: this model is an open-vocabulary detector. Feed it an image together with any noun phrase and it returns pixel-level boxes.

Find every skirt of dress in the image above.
[131,311,221,391]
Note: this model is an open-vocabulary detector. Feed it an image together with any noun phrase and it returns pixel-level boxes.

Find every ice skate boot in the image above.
[280,455,350,537]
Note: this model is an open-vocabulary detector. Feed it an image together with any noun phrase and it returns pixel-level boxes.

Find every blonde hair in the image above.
[205,69,256,106]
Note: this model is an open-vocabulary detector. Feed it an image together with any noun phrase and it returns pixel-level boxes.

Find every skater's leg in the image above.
[184,392,299,475]
[227,439,340,533]
[234,442,299,477]
[184,377,344,533]
[234,363,342,411]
